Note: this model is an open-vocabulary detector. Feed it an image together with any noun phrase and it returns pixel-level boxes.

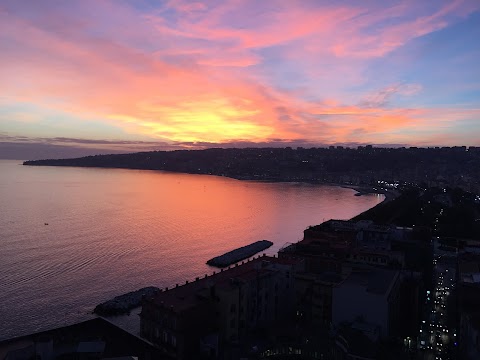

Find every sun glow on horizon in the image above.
[107,97,275,143]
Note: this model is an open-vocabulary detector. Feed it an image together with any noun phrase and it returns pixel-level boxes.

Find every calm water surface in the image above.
[0,159,383,339]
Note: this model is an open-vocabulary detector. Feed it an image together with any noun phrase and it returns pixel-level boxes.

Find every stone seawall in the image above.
[94,286,160,316]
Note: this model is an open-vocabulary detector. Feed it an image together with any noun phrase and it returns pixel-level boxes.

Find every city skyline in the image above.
[1,0,480,157]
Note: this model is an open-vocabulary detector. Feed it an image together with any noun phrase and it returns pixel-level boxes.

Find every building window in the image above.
[231,304,236,313]
[230,318,236,328]
[171,335,177,347]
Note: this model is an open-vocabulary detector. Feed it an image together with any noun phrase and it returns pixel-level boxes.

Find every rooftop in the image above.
[296,271,344,285]
[0,318,163,360]
[145,255,300,312]
[459,255,480,283]
[339,268,398,295]
[459,261,480,274]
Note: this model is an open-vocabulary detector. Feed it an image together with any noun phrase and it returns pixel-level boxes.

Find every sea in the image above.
[0,159,383,340]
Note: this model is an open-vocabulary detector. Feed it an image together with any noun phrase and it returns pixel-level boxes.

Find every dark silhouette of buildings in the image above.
[139,218,434,359]
[24,146,480,195]
[140,256,302,359]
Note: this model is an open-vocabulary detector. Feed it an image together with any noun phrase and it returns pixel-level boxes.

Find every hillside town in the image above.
[24,146,480,195]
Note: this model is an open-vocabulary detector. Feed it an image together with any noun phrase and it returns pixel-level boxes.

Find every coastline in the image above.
[104,185,394,335]
[337,184,399,203]
[16,161,397,338]
[23,160,398,202]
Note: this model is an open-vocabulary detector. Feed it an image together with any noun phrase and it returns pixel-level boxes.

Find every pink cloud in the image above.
[1,0,479,148]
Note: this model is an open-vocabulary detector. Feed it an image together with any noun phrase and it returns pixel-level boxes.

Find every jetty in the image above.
[93,286,160,316]
[207,240,273,268]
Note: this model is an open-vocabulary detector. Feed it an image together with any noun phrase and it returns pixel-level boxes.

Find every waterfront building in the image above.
[140,255,303,359]
[140,218,432,358]
[279,219,418,339]
[295,271,343,328]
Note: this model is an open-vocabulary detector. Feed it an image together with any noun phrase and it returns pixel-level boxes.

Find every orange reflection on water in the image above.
[0,161,383,339]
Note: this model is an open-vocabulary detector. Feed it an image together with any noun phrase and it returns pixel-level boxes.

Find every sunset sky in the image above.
[1,0,480,157]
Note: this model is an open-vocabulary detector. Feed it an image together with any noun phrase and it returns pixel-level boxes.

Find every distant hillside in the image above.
[23,146,480,192]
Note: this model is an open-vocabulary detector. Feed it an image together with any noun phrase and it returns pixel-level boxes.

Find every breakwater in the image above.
[93,286,160,316]
[206,240,273,268]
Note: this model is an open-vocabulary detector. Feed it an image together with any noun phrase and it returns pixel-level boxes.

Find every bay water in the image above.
[0,159,383,339]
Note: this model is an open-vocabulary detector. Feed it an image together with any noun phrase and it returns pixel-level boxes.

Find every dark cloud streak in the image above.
[0,134,409,160]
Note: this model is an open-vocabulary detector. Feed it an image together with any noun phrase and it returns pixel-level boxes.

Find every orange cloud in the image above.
[1,0,479,148]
